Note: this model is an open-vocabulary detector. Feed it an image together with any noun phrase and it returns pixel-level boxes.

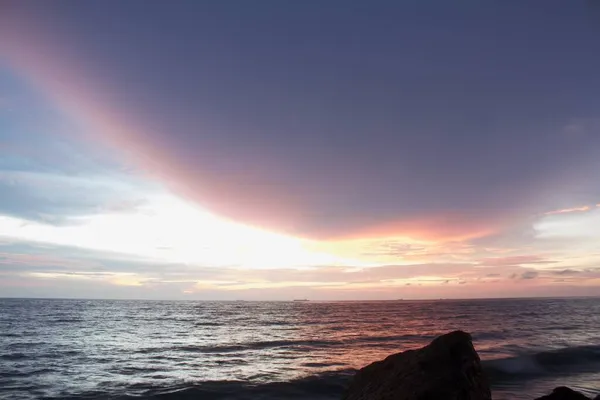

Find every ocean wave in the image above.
[39,370,355,400]
[1,367,56,379]
[135,333,429,355]
[483,344,600,380]
[0,332,21,338]
[194,322,222,327]
[20,345,600,400]
[51,318,84,323]
[110,366,167,376]
[3,298,599,400]
[1,352,28,361]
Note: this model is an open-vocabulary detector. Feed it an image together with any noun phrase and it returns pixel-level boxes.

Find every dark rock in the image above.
[534,387,592,400]
[341,330,490,400]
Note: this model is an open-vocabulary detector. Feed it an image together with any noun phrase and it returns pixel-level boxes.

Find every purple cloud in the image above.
[2,1,600,240]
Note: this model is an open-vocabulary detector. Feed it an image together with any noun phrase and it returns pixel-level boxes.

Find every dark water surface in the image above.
[1,298,599,400]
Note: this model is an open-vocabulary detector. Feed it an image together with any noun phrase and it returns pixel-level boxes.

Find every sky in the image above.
[0,1,599,300]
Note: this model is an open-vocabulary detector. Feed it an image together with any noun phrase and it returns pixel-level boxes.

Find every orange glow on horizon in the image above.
[323,215,498,243]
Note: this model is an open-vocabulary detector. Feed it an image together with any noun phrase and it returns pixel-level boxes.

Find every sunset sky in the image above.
[1,1,599,300]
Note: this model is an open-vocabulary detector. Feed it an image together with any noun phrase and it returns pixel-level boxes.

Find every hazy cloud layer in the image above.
[1,238,599,299]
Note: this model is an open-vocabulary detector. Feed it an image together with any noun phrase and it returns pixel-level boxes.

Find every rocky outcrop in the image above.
[341,331,598,400]
[534,387,592,400]
[342,330,490,400]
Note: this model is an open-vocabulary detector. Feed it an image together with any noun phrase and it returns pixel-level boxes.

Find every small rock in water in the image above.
[534,387,592,400]
[341,330,490,400]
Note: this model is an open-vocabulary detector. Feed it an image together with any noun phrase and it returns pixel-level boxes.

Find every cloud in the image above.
[359,241,424,256]
[545,206,592,215]
[0,251,102,271]
[507,268,541,281]
[0,168,154,226]
[195,263,479,287]
[322,238,479,266]
[520,271,539,280]
[339,214,500,242]
[546,268,600,282]
[0,67,158,225]
[1,237,599,299]
[0,237,481,290]
[3,1,600,241]
[478,255,555,267]
[535,208,600,240]
[552,269,582,276]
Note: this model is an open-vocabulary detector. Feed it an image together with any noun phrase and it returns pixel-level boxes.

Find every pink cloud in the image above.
[0,17,524,243]
[478,255,556,267]
[545,206,592,215]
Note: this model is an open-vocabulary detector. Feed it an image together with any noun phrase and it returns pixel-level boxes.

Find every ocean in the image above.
[1,297,599,400]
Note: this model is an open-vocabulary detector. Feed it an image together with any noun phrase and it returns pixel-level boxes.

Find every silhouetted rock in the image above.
[534,387,592,400]
[342,330,490,400]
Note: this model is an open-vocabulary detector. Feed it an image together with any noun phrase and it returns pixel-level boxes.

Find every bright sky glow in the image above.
[0,194,361,269]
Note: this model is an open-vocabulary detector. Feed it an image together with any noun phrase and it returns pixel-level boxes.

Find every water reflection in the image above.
[1,298,599,399]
